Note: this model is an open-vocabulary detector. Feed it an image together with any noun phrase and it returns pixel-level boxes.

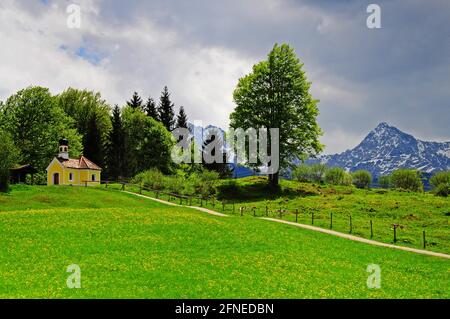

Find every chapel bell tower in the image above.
[58,138,69,160]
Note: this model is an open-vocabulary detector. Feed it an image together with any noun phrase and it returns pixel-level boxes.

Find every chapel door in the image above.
[53,173,60,185]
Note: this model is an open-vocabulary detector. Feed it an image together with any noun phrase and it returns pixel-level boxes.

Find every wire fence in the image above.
[100,180,433,251]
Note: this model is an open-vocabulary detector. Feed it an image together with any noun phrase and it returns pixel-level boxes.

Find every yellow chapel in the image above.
[46,139,102,186]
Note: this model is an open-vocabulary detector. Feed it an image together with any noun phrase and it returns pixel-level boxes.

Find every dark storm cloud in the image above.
[94,0,450,152]
[3,0,449,153]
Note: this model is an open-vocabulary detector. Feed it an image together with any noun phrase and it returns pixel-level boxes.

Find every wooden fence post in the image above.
[253,208,256,217]
[349,215,353,234]
[179,196,182,205]
[370,220,373,239]
[295,209,298,223]
[393,226,397,243]
[222,202,225,212]
[105,181,108,188]
[423,230,426,249]
[330,212,333,229]
[311,212,314,225]
[391,224,399,243]
[200,198,203,207]
[265,206,268,217]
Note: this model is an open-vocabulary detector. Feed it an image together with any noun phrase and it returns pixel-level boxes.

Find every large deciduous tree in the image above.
[158,86,175,131]
[0,86,82,171]
[230,43,323,188]
[0,129,19,192]
[122,106,175,176]
[57,88,112,170]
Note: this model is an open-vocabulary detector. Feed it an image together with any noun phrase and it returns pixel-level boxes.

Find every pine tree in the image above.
[106,105,125,180]
[202,130,233,179]
[83,111,104,169]
[176,106,188,129]
[127,92,143,110]
[144,97,158,121]
[157,86,175,131]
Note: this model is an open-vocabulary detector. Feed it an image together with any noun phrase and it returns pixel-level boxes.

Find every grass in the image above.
[179,176,450,255]
[0,184,449,298]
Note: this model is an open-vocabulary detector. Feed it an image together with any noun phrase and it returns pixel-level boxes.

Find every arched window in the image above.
[69,173,73,181]
[92,174,96,181]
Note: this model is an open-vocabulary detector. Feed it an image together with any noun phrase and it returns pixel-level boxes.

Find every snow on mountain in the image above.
[318,122,450,177]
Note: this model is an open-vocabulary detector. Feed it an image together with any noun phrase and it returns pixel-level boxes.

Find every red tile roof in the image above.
[58,156,102,171]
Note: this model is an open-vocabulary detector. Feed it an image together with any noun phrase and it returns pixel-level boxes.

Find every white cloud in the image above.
[0,0,253,129]
[1,0,449,154]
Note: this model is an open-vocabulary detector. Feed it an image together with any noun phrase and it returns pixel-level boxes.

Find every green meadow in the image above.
[0,185,449,298]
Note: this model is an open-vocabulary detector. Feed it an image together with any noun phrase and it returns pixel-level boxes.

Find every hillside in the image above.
[318,123,450,177]
[0,185,449,298]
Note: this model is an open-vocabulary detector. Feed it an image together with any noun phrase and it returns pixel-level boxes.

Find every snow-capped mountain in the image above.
[319,122,450,177]
[187,122,257,178]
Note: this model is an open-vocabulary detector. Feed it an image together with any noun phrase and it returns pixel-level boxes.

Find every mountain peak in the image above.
[318,123,450,176]
[374,122,391,130]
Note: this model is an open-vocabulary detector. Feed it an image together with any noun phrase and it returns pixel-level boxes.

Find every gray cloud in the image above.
[0,0,449,154]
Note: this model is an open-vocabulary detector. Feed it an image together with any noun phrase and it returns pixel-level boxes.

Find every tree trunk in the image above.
[268,172,279,188]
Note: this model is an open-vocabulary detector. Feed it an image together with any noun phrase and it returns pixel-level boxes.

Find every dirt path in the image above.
[123,191,228,217]
[124,191,449,259]
[260,217,450,259]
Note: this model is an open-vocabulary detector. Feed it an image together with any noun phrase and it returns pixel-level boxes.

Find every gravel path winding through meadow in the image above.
[124,191,450,259]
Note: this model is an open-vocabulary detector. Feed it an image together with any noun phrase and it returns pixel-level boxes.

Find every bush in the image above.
[292,163,327,183]
[132,168,165,190]
[352,170,372,189]
[430,171,450,188]
[309,163,327,183]
[325,167,351,186]
[391,169,423,192]
[434,183,450,197]
[132,168,219,198]
[25,172,47,185]
[292,164,311,183]
[194,170,219,197]
[378,175,391,189]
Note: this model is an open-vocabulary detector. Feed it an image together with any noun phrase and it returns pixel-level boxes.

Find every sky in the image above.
[0,0,449,154]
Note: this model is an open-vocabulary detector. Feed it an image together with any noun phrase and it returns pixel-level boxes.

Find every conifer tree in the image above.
[176,106,188,129]
[157,86,175,131]
[144,97,158,121]
[106,105,125,180]
[127,92,143,110]
[83,111,104,168]
[202,130,233,179]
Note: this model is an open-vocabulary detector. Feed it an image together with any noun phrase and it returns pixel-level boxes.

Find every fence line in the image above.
[102,180,430,251]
